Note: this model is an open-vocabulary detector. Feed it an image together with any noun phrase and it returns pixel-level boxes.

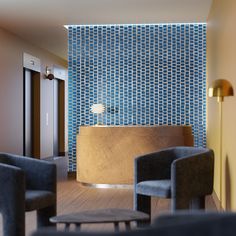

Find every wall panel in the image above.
[68,24,206,171]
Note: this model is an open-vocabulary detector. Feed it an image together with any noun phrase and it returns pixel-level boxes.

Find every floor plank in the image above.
[0,179,217,236]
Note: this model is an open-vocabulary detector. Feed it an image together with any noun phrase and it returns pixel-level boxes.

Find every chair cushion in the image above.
[136,180,171,198]
[25,190,56,211]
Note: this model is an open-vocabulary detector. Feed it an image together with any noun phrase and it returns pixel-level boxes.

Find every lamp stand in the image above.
[97,113,103,126]
[219,99,223,209]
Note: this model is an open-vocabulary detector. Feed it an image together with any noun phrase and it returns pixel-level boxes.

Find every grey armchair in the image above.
[134,147,214,218]
[0,152,57,236]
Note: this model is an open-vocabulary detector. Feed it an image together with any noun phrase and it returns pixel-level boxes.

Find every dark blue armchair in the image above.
[0,153,57,236]
[32,212,236,236]
[134,147,214,218]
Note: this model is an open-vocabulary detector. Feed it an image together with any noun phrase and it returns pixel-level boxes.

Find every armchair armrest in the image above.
[134,149,177,184]
[0,163,25,210]
[0,153,56,193]
[171,149,214,199]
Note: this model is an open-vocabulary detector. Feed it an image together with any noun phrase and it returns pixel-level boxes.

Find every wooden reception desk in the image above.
[77,126,193,186]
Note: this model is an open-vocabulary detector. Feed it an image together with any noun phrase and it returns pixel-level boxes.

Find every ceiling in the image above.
[0,0,212,61]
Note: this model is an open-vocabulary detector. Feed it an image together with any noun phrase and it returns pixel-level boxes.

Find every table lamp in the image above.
[90,103,105,125]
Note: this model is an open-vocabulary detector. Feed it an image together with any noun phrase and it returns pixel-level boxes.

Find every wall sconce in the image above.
[45,66,55,80]
[208,79,234,207]
[90,104,105,125]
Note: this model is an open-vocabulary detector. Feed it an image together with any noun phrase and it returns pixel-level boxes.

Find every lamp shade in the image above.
[208,79,234,102]
[90,104,105,114]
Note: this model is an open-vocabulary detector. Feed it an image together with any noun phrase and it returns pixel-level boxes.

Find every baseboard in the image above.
[212,190,224,211]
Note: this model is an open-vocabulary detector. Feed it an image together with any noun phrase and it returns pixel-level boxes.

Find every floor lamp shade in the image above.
[208,79,234,102]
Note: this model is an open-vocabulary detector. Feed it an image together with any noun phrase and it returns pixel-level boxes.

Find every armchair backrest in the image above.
[171,147,214,198]
[0,153,13,165]
[172,146,213,159]
[134,147,214,183]
[135,149,176,182]
[0,152,57,192]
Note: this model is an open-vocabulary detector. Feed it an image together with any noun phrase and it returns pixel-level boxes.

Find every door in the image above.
[53,78,65,156]
[23,68,40,158]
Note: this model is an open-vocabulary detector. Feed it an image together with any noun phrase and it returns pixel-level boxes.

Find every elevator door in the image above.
[53,79,65,156]
[53,79,59,156]
[23,68,40,158]
[24,69,32,157]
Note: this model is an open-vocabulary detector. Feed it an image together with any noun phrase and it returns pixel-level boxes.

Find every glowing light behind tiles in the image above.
[68,24,206,171]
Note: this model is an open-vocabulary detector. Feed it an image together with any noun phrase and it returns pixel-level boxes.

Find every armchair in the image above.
[0,152,57,236]
[32,212,236,236]
[134,147,214,218]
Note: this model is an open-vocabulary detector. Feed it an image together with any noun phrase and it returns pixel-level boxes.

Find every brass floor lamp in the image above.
[208,79,234,208]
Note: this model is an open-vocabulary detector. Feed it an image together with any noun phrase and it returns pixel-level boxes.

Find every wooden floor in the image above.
[0,179,217,236]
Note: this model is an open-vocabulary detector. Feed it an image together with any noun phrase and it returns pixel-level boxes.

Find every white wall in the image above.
[0,28,67,157]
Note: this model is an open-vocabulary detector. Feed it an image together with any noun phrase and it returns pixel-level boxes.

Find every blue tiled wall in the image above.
[68,24,206,171]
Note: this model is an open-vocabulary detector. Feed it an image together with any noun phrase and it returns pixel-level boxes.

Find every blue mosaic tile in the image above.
[68,24,207,171]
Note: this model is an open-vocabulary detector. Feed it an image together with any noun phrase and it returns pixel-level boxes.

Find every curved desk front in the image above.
[76,126,193,186]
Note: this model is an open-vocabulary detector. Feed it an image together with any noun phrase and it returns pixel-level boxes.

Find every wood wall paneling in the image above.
[77,126,193,185]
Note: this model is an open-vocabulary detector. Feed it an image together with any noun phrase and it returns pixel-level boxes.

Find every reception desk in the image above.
[77,126,193,186]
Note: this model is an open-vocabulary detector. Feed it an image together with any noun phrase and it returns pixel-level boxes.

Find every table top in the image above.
[50,208,149,224]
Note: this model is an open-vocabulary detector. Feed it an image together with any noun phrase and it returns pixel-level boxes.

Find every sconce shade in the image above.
[208,79,234,102]
[46,73,55,80]
[90,104,105,114]
[45,66,55,80]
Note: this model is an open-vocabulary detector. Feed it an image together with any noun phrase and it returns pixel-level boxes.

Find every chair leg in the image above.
[2,208,25,236]
[37,204,56,228]
[134,193,151,226]
[190,196,205,210]
[171,197,190,211]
